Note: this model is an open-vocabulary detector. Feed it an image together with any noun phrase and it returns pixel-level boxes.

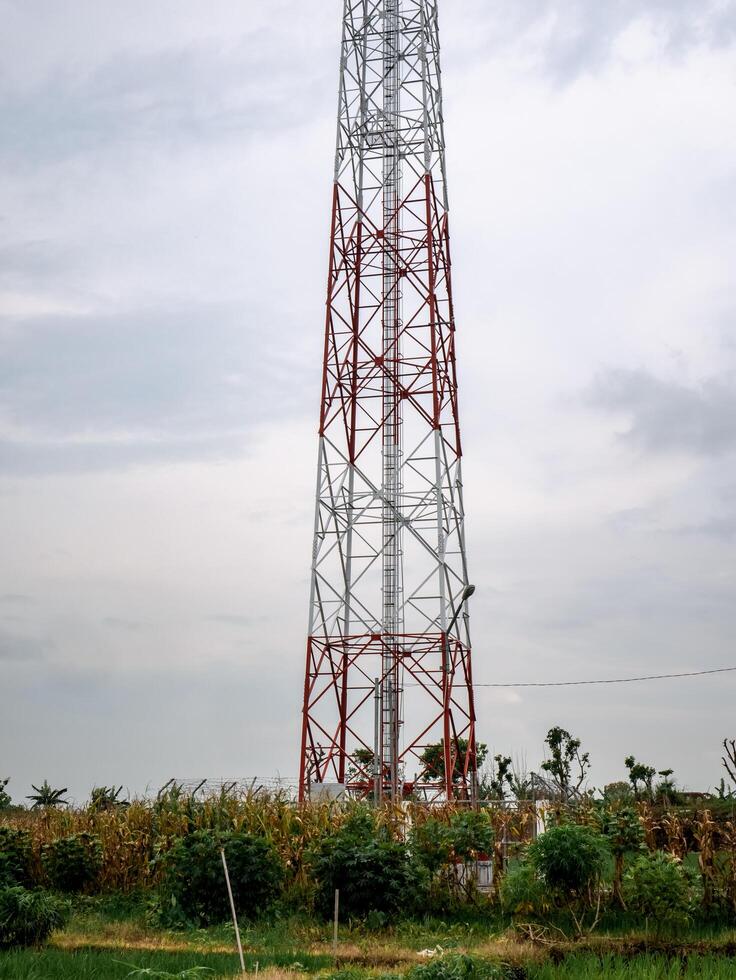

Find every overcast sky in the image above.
[1,0,735,803]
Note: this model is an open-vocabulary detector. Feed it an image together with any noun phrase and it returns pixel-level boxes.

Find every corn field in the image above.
[3,792,736,911]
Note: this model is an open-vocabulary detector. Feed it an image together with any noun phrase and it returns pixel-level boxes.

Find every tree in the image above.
[654,769,680,806]
[419,738,488,786]
[26,781,69,809]
[509,758,535,801]
[540,727,590,801]
[722,738,736,783]
[624,756,657,800]
[346,747,375,784]
[602,781,634,804]
[716,777,734,800]
[0,778,11,811]
[601,806,645,906]
[479,754,513,800]
[89,786,129,812]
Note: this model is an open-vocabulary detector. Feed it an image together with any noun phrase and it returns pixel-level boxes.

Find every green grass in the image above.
[0,947,333,979]
[6,946,736,980]
[526,953,736,978]
[7,903,736,980]
[0,948,243,979]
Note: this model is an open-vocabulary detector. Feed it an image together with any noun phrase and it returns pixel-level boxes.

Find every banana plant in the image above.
[26,780,69,809]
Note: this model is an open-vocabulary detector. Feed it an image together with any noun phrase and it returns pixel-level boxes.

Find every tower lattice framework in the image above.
[299,0,477,802]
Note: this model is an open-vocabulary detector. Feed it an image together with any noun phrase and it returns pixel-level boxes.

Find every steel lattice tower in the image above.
[299,0,477,803]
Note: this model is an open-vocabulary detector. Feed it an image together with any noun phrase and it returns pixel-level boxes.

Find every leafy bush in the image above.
[600,805,645,904]
[412,811,493,870]
[41,832,103,893]
[409,954,508,980]
[527,824,609,898]
[159,829,284,926]
[446,811,494,861]
[623,851,693,924]
[499,861,548,917]
[0,886,69,948]
[601,806,644,855]
[309,808,419,919]
[0,827,33,888]
[411,818,450,877]
[410,811,494,909]
[601,782,634,804]
[0,778,11,810]
[124,968,215,979]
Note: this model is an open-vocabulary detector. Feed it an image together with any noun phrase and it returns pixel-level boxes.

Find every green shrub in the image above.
[41,832,103,893]
[410,811,494,910]
[409,953,507,980]
[601,781,634,804]
[445,810,494,861]
[410,818,450,877]
[159,829,284,926]
[0,778,11,811]
[309,808,419,920]
[623,851,693,924]
[600,805,645,904]
[411,811,493,874]
[499,861,548,917]
[0,886,69,948]
[527,824,609,898]
[0,827,33,888]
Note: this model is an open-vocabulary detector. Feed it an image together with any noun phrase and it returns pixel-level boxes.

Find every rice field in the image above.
[4,949,736,979]
[4,906,736,980]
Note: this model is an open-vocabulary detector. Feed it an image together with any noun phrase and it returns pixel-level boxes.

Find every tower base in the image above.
[299,632,477,803]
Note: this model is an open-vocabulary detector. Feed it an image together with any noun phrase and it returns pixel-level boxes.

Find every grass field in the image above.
[4,900,736,979]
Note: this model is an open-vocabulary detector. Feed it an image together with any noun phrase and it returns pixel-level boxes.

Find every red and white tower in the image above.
[299,0,477,802]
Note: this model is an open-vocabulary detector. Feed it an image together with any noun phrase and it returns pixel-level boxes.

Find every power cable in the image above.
[473,665,736,688]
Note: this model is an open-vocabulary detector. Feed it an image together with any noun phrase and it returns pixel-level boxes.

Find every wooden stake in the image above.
[333,888,340,959]
[220,847,247,976]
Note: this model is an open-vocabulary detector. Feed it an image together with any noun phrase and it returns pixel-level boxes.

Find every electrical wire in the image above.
[473,665,736,688]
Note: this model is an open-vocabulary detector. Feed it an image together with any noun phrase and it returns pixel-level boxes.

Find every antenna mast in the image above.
[299,0,477,803]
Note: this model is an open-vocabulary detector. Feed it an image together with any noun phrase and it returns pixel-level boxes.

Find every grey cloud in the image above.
[1,659,301,799]
[102,617,145,631]
[450,0,736,84]
[543,0,734,81]
[0,433,249,477]
[677,515,736,540]
[0,40,332,170]
[606,506,661,532]
[0,241,73,290]
[206,615,256,628]
[587,368,736,456]
[0,593,33,604]
[2,0,729,176]
[516,564,736,637]
[0,629,46,662]
[0,306,312,474]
